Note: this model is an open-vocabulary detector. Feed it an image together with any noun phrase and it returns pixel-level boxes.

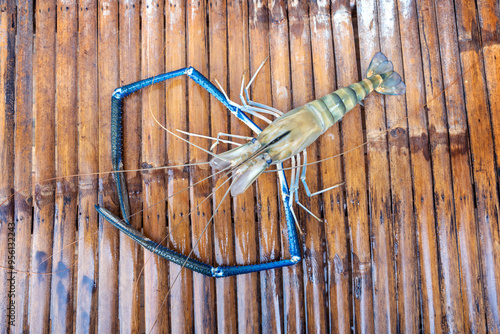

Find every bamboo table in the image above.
[1,0,499,332]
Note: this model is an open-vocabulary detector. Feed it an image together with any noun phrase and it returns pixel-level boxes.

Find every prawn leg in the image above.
[297,149,343,198]
[288,150,323,222]
[95,67,301,277]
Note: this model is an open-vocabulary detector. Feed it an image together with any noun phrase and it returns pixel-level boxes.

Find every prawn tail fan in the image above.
[366,52,406,96]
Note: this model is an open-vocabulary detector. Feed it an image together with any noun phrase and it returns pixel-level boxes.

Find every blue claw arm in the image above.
[95,204,300,277]
[98,67,302,277]
[95,205,215,276]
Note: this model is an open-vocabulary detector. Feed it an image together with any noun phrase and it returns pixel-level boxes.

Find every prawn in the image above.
[96,52,405,277]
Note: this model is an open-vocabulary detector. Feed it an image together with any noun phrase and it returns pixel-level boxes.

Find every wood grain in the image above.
[3,1,499,332]
[30,0,56,331]
[76,0,99,332]
[97,0,120,331]
[13,0,33,331]
[0,0,16,331]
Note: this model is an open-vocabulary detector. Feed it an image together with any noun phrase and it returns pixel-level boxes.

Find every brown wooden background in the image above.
[1,0,499,333]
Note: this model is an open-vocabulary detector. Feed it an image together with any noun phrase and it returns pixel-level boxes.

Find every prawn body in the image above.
[96,52,405,277]
[259,75,387,160]
[260,74,384,160]
[213,53,405,196]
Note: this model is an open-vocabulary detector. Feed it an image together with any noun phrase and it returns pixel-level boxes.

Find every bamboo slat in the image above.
[333,1,374,332]
[435,1,487,332]
[416,0,464,331]
[355,0,397,331]
[76,0,99,331]
[286,2,311,332]
[477,0,500,197]
[2,1,500,332]
[268,2,293,333]
[30,0,56,325]
[186,1,217,332]
[51,1,78,331]
[141,1,168,332]
[379,0,422,332]
[325,2,352,333]
[165,1,191,333]
[400,2,443,330]
[30,0,56,331]
[13,0,33,331]
[208,1,238,332]
[248,2,282,333]
[303,2,330,333]
[0,0,16,331]
[227,1,261,331]
[97,0,120,331]
[118,0,142,332]
[455,0,500,331]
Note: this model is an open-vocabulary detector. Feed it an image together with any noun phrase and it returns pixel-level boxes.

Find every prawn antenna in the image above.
[148,103,228,161]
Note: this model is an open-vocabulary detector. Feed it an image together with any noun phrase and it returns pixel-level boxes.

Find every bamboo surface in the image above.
[1,0,499,333]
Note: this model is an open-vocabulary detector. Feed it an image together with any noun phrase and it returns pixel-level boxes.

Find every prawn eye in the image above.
[262,152,272,165]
